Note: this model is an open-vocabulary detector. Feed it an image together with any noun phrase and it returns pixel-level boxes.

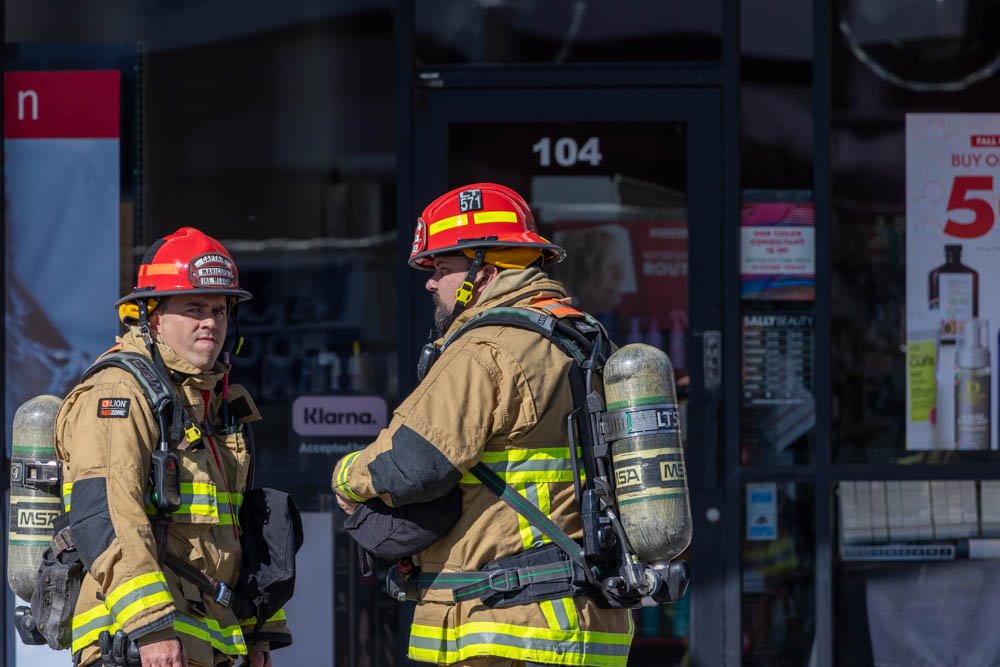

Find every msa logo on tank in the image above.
[97,397,131,418]
[11,501,59,535]
[614,452,686,488]
[188,252,237,288]
[458,189,483,212]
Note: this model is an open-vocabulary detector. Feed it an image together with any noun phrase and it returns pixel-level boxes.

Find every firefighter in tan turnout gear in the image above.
[332,183,635,667]
[56,228,290,666]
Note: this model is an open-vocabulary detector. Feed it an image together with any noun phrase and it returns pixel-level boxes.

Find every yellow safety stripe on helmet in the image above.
[62,482,73,512]
[473,210,519,225]
[408,621,633,667]
[105,572,173,627]
[335,451,366,502]
[428,213,469,236]
[428,210,519,236]
[238,608,288,627]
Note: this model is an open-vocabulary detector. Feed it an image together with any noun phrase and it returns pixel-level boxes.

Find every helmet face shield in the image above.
[116,227,252,312]
[408,183,565,270]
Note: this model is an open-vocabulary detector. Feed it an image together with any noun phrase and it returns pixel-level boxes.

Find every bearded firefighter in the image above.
[332,183,635,667]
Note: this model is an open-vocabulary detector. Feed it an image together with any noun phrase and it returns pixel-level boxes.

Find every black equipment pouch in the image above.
[343,486,462,561]
[29,513,84,650]
[233,487,303,645]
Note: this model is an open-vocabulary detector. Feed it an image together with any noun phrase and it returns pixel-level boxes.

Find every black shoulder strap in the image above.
[82,351,184,445]
[440,306,607,366]
[449,306,613,581]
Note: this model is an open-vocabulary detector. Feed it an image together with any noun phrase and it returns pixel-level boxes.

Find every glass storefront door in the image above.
[411,87,727,666]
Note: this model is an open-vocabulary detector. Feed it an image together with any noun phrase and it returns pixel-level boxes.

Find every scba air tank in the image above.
[601,344,692,565]
[8,395,63,601]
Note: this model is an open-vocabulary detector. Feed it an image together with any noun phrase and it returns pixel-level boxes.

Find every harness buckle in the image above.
[486,568,520,593]
[184,423,203,443]
[214,582,233,608]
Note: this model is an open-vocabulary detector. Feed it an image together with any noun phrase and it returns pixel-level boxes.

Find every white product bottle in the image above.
[955,319,990,450]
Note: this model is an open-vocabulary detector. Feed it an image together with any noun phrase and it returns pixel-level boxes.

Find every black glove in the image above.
[98,629,141,666]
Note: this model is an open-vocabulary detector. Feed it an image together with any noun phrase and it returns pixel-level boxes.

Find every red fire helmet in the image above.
[408,183,565,270]
[116,227,252,310]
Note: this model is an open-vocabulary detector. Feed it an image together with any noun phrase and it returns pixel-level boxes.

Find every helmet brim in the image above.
[114,288,253,308]
[409,240,565,270]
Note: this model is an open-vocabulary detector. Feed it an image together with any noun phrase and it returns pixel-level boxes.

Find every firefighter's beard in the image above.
[432,293,453,332]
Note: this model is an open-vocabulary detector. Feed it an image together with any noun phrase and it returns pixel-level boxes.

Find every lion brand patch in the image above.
[411,218,428,255]
[188,253,237,289]
[97,398,131,418]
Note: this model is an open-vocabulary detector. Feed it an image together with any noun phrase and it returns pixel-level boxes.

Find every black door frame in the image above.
[404,83,731,665]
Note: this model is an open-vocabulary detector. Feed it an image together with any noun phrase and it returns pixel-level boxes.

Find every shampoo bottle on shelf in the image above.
[955,319,990,450]
[928,244,978,343]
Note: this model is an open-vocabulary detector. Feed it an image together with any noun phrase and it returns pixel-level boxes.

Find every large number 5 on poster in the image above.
[945,175,994,238]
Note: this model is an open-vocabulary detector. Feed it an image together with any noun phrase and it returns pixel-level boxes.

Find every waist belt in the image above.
[414,543,594,608]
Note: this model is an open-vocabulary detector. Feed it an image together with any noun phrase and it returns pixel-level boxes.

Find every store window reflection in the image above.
[741,482,815,667]
[831,0,1000,464]
[836,479,1000,665]
[415,0,721,65]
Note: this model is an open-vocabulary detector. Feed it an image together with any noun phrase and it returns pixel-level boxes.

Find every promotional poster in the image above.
[906,114,1000,450]
[4,69,121,666]
[4,70,120,437]
[740,190,815,301]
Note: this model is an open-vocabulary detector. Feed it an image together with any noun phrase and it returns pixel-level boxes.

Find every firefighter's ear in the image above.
[479,263,500,285]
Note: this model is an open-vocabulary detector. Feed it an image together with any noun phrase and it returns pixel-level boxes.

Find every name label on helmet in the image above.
[189,253,238,288]
[459,189,483,212]
[97,397,131,418]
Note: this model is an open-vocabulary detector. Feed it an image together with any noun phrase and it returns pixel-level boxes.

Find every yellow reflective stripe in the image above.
[175,613,247,655]
[62,483,73,511]
[473,210,518,224]
[428,213,469,235]
[115,591,173,626]
[105,572,168,611]
[479,447,574,463]
[539,599,560,629]
[72,607,119,653]
[515,483,535,548]
[217,491,242,526]
[461,469,578,485]
[181,482,215,495]
[106,573,172,627]
[336,452,366,502]
[409,620,633,667]
[239,608,288,627]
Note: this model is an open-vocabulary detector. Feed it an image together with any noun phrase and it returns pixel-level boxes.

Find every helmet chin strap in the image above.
[436,247,486,338]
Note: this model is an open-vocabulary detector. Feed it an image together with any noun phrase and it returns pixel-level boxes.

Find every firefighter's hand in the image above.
[248,651,272,667]
[336,493,361,515]
[139,637,187,666]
